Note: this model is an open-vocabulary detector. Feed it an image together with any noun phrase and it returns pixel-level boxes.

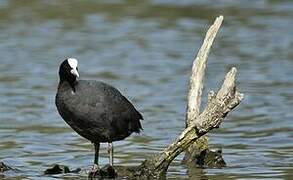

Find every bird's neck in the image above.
[59,79,77,92]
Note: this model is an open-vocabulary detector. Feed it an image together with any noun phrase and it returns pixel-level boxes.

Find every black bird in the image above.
[55,58,143,170]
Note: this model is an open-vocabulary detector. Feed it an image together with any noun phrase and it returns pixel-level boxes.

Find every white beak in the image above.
[70,68,79,78]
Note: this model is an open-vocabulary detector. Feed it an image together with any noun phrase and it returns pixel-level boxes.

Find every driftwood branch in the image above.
[138,68,243,179]
[186,15,223,125]
[184,15,225,166]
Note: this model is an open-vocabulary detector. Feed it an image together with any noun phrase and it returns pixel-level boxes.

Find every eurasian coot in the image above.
[55,58,143,170]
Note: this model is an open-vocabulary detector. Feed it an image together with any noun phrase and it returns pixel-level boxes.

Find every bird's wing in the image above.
[72,80,143,132]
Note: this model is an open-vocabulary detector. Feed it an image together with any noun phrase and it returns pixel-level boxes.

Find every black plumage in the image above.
[55,58,143,169]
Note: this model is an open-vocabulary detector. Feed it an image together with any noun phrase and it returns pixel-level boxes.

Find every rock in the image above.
[0,162,12,172]
[192,148,226,167]
[88,164,117,179]
[44,164,81,175]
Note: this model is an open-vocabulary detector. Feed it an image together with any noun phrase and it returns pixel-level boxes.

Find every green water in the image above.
[0,0,293,179]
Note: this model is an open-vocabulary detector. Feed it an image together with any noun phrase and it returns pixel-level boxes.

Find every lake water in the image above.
[0,0,292,179]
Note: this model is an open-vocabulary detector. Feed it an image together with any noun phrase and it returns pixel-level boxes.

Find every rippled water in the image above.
[0,0,293,179]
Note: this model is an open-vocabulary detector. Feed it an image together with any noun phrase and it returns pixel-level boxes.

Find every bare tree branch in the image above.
[186,15,224,125]
[184,15,224,166]
[148,68,243,177]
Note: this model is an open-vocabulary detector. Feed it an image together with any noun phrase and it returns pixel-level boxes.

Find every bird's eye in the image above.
[76,67,79,71]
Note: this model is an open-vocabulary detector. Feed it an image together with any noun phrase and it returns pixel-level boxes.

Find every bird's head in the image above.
[59,58,79,83]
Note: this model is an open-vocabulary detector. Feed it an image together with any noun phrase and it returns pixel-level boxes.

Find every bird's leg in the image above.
[91,143,100,172]
[94,143,100,165]
[108,142,114,166]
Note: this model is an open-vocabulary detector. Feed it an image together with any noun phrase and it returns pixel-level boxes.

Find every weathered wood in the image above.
[186,15,224,125]
[141,68,243,177]
[185,15,224,166]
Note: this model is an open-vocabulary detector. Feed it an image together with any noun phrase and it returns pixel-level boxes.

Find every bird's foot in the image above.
[88,164,100,177]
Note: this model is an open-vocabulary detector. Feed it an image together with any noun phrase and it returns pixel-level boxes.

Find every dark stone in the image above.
[193,149,226,168]
[44,164,81,175]
[0,162,13,172]
[88,164,117,179]
[183,148,226,168]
